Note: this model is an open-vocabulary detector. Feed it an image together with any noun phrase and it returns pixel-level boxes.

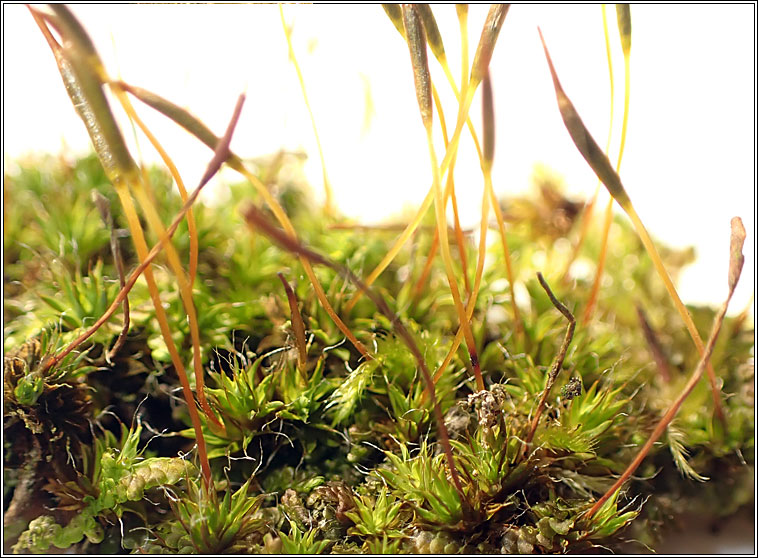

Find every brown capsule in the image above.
[481,70,495,169]
[616,4,632,56]
[41,6,137,183]
[416,5,446,64]
[117,82,222,155]
[277,272,308,377]
[401,4,433,129]
[470,4,510,87]
[537,28,632,209]
[381,4,405,38]
[728,216,746,292]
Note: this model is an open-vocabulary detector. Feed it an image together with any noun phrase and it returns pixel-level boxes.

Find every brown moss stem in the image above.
[92,191,130,363]
[277,272,309,380]
[523,272,576,451]
[586,217,744,519]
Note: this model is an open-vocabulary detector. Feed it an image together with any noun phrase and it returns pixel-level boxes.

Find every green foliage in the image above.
[181,346,341,461]
[536,379,630,455]
[665,422,709,482]
[12,423,195,553]
[141,477,264,553]
[499,494,640,553]
[344,489,404,539]
[4,327,95,447]
[200,350,286,457]
[279,519,331,554]
[376,442,463,526]
[581,491,640,540]
[363,533,405,554]
[328,360,374,426]
[276,356,336,424]
[452,426,522,503]
[5,258,124,351]
[5,150,753,554]
[3,155,115,280]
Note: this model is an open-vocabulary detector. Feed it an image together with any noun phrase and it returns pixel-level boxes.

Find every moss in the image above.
[5,6,752,553]
[4,153,752,554]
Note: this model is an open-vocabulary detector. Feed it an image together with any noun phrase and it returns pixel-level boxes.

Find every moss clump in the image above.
[3,153,752,554]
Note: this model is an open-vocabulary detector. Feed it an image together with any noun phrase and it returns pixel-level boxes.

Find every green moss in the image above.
[4,153,752,554]
[5,6,753,553]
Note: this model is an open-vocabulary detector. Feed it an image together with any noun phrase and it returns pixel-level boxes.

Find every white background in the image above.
[3,4,755,315]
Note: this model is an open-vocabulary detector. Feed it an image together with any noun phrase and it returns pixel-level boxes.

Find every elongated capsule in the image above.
[470,4,510,87]
[728,217,746,292]
[401,4,433,130]
[277,273,308,376]
[537,28,631,209]
[39,6,137,183]
[116,82,239,167]
[382,4,405,38]
[416,5,446,65]
[481,70,495,170]
[616,4,632,57]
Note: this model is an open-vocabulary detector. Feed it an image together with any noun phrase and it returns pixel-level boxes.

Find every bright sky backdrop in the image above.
[3,4,755,315]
